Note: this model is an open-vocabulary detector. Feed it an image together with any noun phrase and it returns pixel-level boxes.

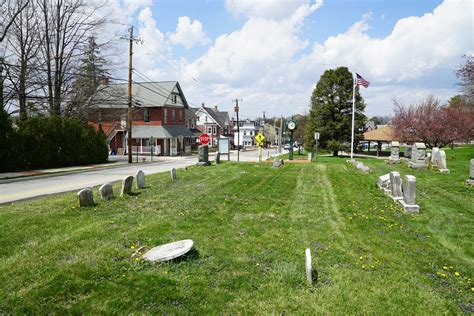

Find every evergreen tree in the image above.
[304,67,366,156]
[68,37,108,120]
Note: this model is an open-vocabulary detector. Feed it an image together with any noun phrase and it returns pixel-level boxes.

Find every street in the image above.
[0,148,279,204]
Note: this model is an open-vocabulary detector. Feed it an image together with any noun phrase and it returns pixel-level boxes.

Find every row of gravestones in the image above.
[346,159,370,173]
[388,141,449,173]
[377,171,420,214]
[77,168,178,207]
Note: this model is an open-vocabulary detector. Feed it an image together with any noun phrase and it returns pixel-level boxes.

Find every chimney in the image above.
[214,105,218,111]
[202,102,205,107]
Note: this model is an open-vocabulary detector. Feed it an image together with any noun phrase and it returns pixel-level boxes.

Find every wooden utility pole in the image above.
[127,26,134,163]
[0,57,4,109]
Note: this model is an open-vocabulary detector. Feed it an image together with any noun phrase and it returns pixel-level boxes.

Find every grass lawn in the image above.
[0,147,473,314]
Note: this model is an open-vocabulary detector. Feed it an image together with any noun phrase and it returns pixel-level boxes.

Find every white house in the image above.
[234,119,257,147]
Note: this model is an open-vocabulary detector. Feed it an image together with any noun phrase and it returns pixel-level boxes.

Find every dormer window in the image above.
[171,94,177,103]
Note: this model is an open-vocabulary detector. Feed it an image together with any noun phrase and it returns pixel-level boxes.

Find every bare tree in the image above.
[36,0,106,116]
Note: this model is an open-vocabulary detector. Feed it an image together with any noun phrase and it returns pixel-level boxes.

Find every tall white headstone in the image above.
[398,175,420,214]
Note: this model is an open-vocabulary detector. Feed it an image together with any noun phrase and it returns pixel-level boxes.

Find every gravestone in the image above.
[405,146,412,159]
[389,171,403,200]
[135,170,146,189]
[398,175,420,214]
[121,175,134,196]
[431,148,449,173]
[272,158,284,168]
[431,147,440,165]
[305,248,313,285]
[377,173,391,193]
[308,152,313,162]
[388,141,400,163]
[170,168,177,180]
[99,183,114,201]
[466,159,474,185]
[198,145,209,163]
[356,162,370,173]
[215,151,221,164]
[346,159,357,165]
[77,188,94,207]
[143,239,194,262]
[408,143,428,170]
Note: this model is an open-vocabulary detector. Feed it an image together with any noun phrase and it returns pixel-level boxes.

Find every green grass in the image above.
[0,147,473,314]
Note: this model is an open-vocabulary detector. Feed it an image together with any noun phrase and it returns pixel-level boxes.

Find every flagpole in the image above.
[350,73,356,159]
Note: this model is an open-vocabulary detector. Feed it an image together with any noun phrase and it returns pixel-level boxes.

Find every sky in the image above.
[104,0,473,120]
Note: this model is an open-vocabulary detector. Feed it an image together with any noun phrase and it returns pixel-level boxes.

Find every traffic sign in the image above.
[255,132,265,144]
[199,133,210,145]
[314,132,320,140]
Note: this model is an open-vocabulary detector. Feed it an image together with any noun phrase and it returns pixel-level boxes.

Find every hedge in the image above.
[0,112,108,172]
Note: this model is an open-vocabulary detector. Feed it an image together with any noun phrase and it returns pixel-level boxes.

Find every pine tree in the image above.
[68,37,108,120]
[304,67,366,156]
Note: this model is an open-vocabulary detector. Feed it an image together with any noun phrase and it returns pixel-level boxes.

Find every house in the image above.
[89,81,195,156]
[185,107,201,148]
[195,104,232,146]
[234,119,258,147]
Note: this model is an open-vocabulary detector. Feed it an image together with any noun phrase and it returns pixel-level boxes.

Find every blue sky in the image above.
[110,0,472,119]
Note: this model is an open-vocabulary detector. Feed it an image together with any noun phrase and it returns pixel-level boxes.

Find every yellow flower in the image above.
[130,245,135,249]
[360,256,363,260]
[443,266,448,270]
[454,272,460,277]
[471,287,474,292]
[441,273,447,277]
[362,265,366,269]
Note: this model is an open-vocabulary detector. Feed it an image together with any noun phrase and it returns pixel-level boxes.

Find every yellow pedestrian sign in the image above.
[255,132,265,145]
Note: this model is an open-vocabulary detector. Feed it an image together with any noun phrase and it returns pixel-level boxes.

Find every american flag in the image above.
[356,73,370,88]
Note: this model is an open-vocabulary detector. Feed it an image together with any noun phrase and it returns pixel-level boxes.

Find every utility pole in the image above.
[278,116,283,153]
[124,26,142,164]
[233,99,241,162]
[0,57,4,109]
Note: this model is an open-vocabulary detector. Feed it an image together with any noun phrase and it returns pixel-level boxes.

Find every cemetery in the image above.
[0,146,472,314]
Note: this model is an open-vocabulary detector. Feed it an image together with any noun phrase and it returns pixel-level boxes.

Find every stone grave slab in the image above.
[466,159,474,185]
[171,168,177,180]
[121,175,134,196]
[99,183,114,201]
[398,175,420,214]
[143,239,194,262]
[77,188,94,207]
[135,170,145,189]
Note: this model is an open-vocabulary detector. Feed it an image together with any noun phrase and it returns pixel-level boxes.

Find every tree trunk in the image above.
[333,150,338,157]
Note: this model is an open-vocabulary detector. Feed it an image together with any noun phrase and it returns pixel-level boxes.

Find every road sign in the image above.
[199,133,210,145]
[314,132,320,140]
[255,132,265,145]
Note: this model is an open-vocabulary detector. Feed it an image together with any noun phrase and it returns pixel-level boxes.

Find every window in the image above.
[205,116,208,122]
[185,119,189,128]
[191,120,195,129]
[213,126,216,134]
[144,109,150,122]
[164,108,168,124]
[171,94,177,103]
[244,131,246,136]
[208,126,212,134]
[250,131,253,136]
[172,109,176,123]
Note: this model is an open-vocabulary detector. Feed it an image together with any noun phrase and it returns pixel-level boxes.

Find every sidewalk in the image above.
[0,154,195,182]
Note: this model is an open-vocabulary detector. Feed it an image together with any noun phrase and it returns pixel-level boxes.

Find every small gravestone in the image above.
[198,145,209,162]
[356,162,370,173]
[215,151,221,164]
[308,152,313,162]
[135,170,145,189]
[405,146,412,159]
[431,147,440,165]
[408,143,428,170]
[170,168,177,180]
[99,183,114,201]
[77,188,94,207]
[398,175,420,214]
[389,171,403,201]
[121,175,134,196]
[143,239,194,262]
[377,173,391,193]
[431,148,449,173]
[346,159,357,165]
[466,159,474,186]
[388,141,400,164]
[305,248,313,285]
[272,158,284,168]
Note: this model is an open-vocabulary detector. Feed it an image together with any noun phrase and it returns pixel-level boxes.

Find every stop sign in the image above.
[199,133,210,145]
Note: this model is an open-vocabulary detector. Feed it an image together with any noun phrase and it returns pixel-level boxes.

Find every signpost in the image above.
[255,132,265,162]
[314,131,320,162]
[199,133,210,146]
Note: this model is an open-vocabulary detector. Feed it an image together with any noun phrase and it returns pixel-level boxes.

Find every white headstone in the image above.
[398,175,420,213]
[77,188,94,207]
[171,168,177,180]
[143,240,194,262]
[390,141,400,161]
[121,176,134,196]
[135,170,145,189]
[377,173,390,190]
[431,147,440,165]
[389,171,403,199]
[470,159,474,180]
[99,183,114,200]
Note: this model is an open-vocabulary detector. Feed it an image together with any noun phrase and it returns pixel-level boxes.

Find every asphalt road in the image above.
[0,148,279,204]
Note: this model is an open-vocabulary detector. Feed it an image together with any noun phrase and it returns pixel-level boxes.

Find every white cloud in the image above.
[225,0,322,20]
[123,0,153,15]
[170,16,210,49]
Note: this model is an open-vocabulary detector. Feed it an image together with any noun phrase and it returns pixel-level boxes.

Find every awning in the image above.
[127,125,196,139]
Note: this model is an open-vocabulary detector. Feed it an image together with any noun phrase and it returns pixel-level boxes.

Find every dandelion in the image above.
[362,265,366,269]
[360,256,363,260]
[441,273,447,277]
[256,263,260,266]
[130,245,135,249]
[455,272,460,277]
[443,266,448,270]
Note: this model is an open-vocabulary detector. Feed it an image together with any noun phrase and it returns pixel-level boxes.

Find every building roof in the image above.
[127,125,195,139]
[363,125,395,141]
[201,106,230,127]
[92,81,189,109]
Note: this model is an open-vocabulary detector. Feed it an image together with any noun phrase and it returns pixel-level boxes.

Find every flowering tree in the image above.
[392,95,474,148]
